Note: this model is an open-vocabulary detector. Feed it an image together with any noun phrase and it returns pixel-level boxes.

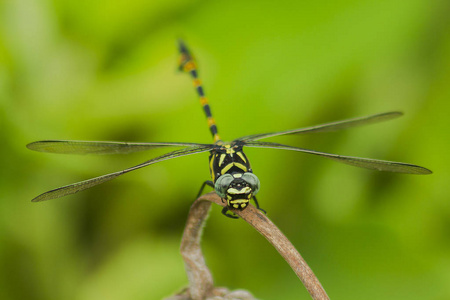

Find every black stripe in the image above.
[178,40,190,55]
[197,86,204,97]
[210,125,218,135]
[203,105,212,117]
[190,70,198,78]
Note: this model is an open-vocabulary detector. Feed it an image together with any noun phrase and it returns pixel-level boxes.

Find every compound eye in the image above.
[241,172,260,195]
[214,174,234,198]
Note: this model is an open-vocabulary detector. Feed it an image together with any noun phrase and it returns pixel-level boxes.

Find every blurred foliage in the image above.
[1,0,449,299]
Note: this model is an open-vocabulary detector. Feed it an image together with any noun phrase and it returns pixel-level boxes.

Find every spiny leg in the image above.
[197,181,239,219]
[252,196,267,214]
[221,207,239,219]
[197,180,239,219]
[196,180,214,199]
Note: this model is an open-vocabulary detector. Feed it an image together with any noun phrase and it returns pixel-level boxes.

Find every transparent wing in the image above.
[27,140,213,155]
[245,141,432,175]
[31,145,213,202]
[235,111,403,142]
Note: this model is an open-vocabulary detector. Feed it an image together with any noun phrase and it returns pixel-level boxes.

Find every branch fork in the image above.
[166,192,329,300]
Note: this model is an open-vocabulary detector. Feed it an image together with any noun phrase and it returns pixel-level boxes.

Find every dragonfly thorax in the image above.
[209,143,251,181]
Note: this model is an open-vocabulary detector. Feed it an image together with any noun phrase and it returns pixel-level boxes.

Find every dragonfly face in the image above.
[214,172,260,210]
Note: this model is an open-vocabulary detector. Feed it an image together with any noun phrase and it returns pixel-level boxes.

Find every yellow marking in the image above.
[183,61,196,72]
[241,203,247,208]
[220,163,233,174]
[230,199,249,204]
[225,147,235,155]
[233,173,242,178]
[219,145,235,157]
[207,117,216,127]
[220,162,248,174]
[213,134,221,143]
[192,78,202,87]
[218,154,226,167]
[233,204,239,208]
[226,195,232,200]
[236,151,247,163]
[199,96,208,106]
[209,156,215,182]
[234,162,247,171]
[247,194,252,199]
[227,187,251,194]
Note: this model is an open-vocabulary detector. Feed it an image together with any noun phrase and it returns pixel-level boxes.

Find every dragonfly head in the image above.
[214,172,260,210]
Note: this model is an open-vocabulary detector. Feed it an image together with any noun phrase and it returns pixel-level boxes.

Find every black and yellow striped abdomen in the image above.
[178,40,220,143]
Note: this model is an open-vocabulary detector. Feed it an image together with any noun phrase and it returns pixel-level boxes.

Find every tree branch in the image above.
[179,198,214,299]
[174,192,329,300]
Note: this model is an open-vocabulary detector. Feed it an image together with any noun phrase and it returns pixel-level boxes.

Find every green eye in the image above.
[242,172,260,195]
[214,174,234,198]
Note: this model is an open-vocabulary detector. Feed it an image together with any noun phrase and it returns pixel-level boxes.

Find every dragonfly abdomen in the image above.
[178,40,220,143]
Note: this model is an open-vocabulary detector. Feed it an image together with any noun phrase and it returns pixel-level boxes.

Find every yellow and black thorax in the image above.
[209,143,252,183]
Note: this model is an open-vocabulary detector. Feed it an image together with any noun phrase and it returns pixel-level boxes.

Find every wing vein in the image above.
[244,141,431,175]
[27,140,213,155]
[236,111,403,142]
[31,145,213,202]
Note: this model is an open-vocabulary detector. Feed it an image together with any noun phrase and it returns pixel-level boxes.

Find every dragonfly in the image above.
[27,40,432,218]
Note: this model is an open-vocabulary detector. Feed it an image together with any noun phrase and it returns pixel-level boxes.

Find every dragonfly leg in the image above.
[252,196,267,215]
[221,207,239,219]
[196,180,214,199]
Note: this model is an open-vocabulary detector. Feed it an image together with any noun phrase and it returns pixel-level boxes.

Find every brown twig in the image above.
[179,198,214,299]
[176,192,329,300]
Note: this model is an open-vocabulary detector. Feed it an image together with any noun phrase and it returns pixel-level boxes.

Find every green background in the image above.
[1,0,449,299]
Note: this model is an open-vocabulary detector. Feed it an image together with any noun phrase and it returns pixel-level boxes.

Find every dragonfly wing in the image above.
[245,141,432,175]
[27,140,213,155]
[31,145,213,202]
[236,111,403,142]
